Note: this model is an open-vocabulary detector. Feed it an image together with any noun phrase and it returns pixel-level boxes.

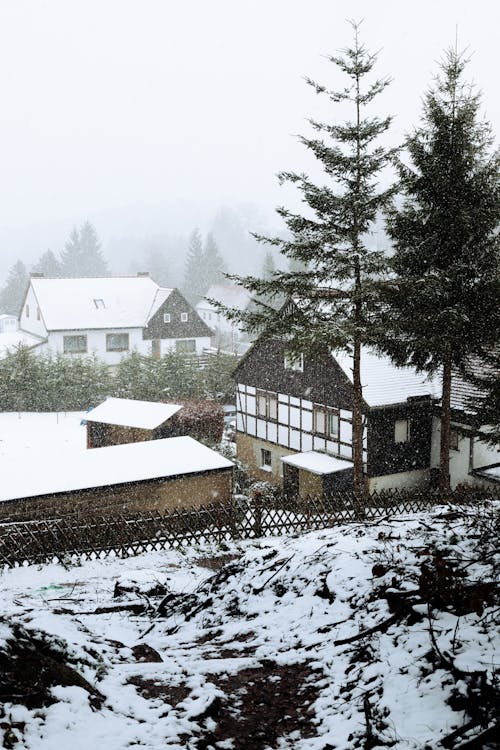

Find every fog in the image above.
[0,0,498,280]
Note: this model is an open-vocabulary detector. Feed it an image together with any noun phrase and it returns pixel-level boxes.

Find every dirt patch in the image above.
[127,675,190,706]
[194,659,321,750]
[197,554,240,571]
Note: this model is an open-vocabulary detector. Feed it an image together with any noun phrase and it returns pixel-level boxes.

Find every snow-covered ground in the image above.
[0,411,86,458]
[1,503,498,749]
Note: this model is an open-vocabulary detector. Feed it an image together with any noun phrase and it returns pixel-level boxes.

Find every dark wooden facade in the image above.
[143,288,212,341]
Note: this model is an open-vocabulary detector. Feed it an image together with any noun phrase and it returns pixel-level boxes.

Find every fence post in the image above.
[251,489,263,538]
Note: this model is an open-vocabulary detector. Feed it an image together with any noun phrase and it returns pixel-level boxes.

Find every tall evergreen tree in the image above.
[381,49,500,490]
[60,222,108,277]
[0,260,29,315]
[182,229,207,304]
[203,232,227,289]
[218,24,395,495]
[32,249,62,278]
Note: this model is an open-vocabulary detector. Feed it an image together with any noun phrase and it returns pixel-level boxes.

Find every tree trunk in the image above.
[439,353,452,492]
[352,334,365,498]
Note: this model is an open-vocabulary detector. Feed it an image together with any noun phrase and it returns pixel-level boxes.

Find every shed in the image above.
[0,436,233,520]
[281,451,353,497]
[85,397,183,448]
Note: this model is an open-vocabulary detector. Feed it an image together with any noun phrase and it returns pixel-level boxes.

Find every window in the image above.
[36,307,41,321]
[63,335,87,353]
[106,333,129,352]
[284,352,304,372]
[256,390,278,421]
[93,299,105,309]
[313,407,339,438]
[449,430,459,451]
[163,312,171,323]
[180,312,188,322]
[151,339,161,359]
[260,448,272,470]
[25,305,29,318]
[394,419,410,444]
[175,339,196,353]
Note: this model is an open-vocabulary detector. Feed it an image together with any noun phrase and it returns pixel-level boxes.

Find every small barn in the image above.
[85,397,183,448]
[0,436,233,521]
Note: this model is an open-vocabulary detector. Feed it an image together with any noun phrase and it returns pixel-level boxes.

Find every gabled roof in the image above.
[197,284,252,312]
[335,348,441,408]
[0,436,233,503]
[85,397,182,429]
[29,276,174,331]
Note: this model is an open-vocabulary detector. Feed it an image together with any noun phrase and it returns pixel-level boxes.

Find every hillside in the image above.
[0,502,498,749]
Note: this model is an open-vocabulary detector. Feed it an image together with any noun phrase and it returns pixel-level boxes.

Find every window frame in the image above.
[180,312,188,322]
[313,406,340,438]
[63,334,88,354]
[163,312,171,323]
[256,389,278,421]
[175,338,196,354]
[394,418,410,444]
[105,332,130,352]
[284,351,304,372]
[260,448,272,470]
[449,429,459,451]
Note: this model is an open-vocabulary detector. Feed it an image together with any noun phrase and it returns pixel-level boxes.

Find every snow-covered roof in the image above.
[0,331,45,359]
[29,276,173,330]
[281,451,353,475]
[0,436,233,503]
[197,284,252,312]
[85,397,182,429]
[334,348,441,408]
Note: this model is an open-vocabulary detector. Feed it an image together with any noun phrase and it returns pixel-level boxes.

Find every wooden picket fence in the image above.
[0,487,494,568]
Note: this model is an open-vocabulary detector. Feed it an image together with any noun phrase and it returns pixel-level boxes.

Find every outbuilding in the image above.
[0,436,233,521]
[85,397,183,448]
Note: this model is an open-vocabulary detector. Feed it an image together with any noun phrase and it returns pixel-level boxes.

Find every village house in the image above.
[18,274,213,365]
[196,283,253,353]
[0,435,234,521]
[234,332,499,495]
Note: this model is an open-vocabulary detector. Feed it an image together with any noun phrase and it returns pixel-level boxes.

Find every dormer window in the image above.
[94,299,105,309]
[181,312,188,322]
[163,313,171,323]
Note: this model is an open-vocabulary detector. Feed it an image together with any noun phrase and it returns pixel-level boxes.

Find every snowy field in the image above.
[0,411,86,457]
[0,504,498,749]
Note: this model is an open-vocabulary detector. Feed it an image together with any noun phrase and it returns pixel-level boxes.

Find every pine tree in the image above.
[0,260,29,315]
[203,232,227,289]
[218,23,395,496]
[60,222,108,277]
[32,249,62,278]
[182,229,207,304]
[381,49,500,490]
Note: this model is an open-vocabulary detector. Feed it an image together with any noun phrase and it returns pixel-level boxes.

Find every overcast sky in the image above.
[0,0,498,271]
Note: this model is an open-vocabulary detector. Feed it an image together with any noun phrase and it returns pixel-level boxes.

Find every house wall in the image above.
[236,432,294,485]
[367,400,433,479]
[19,285,47,337]
[45,328,144,364]
[236,383,363,461]
[143,288,213,342]
[87,422,155,448]
[368,469,430,492]
[431,417,499,489]
[0,315,18,333]
[0,469,233,522]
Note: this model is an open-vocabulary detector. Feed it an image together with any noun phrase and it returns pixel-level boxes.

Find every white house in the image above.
[196,283,253,352]
[19,275,213,365]
[0,314,18,333]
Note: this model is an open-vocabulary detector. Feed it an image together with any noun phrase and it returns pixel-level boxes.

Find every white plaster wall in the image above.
[369,468,429,492]
[46,328,144,365]
[19,285,47,337]
[473,437,499,469]
[0,316,18,332]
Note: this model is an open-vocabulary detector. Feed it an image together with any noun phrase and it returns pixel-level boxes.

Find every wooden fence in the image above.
[0,487,494,568]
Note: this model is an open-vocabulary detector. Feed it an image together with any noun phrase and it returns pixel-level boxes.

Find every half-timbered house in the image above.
[234,334,499,494]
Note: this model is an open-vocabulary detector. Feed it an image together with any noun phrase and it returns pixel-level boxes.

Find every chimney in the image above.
[137,271,150,277]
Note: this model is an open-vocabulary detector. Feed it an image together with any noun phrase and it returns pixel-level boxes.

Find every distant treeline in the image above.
[0,348,237,412]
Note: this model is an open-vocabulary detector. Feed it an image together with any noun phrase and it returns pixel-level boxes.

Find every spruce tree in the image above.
[218,23,395,496]
[381,49,500,490]
[203,232,227,289]
[182,229,207,304]
[32,249,62,278]
[60,222,108,277]
[0,260,29,315]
